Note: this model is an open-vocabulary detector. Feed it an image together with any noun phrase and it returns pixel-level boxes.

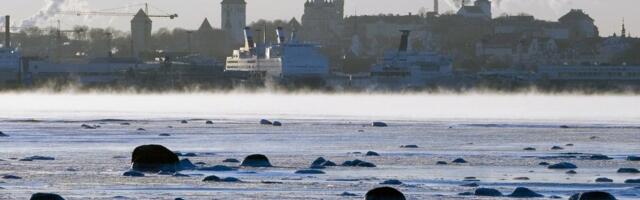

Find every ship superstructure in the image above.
[368,30,453,88]
[225,27,330,79]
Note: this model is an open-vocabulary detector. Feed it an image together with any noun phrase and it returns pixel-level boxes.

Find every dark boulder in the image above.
[323,160,337,166]
[180,120,188,124]
[240,154,272,167]
[400,145,418,148]
[0,131,8,137]
[203,175,241,182]
[366,151,380,156]
[475,188,503,197]
[311,157,327,166]
[365,187,406,200]
[260,119,272,125]
[436,161,448,165]
[551,146,564,150]
[221,177,241,182]
[202,175,221,182]
[2,175,22,179]
[625,179,640,184]
[158,133,171,137]
[223,158,240,163]
[340,192,358,196]
[137,128,146,131]
[30,193,65,200]
[272,121,282,126]
[81,124,97,129]
[177,159,196,170]
[569,191,616,200]
[23,156,55,161]
[617,168,640,173]
[452,158,468,163]
[539,162,550,166]
[295,169,325,174]
[627,156,640,161]
[199,165,234,171]
[206,120,214,125]
[595,177,614,183]
[380,179,402,185]
[342,159,376,167]
[523,147,536,151]
[131,145,179,172]
[372,122,388,127]
[508,187,543,198]
[548,162,577,169]
[566,170,578,174]
[122,170,144,177]
[589,154,613,160]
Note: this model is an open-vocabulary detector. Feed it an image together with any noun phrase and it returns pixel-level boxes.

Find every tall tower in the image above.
[334,0,345,19]
[434,0,439,14]
[621,18,627,38]
[475,0,491,19]
[131,9,152,58]
[221,0,246,44]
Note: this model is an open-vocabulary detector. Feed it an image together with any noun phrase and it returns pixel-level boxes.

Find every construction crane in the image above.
[56,3,178,19]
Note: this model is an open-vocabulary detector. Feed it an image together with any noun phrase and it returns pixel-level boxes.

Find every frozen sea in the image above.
[0,93,639,199]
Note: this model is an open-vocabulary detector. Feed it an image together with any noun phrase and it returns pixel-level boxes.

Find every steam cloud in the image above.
[21,0,89,27]
[442,0,573,16]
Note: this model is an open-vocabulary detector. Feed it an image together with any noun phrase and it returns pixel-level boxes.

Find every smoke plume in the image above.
[442,0,573,16]
[21,0,89,27]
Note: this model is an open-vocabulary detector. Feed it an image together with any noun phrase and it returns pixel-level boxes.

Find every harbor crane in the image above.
[56,3,178,19]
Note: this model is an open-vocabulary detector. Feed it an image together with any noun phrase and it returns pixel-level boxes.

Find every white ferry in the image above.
[225,27,330,79]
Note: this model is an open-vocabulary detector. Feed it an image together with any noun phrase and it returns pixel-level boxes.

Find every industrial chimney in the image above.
[276,27,286,44]
[4,15,10,48]
[434,0,439,14]
[244,27,255,49]
[398,30,411,52]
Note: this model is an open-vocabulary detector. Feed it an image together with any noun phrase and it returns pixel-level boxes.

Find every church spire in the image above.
[621,18,627,38]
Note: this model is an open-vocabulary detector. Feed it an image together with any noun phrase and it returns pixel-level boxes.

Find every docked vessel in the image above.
[367,30,453,88]
[225,27,330,80]
[536,64,640,81]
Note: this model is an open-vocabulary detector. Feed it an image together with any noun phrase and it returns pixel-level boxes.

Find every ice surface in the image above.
[0,93,639,199]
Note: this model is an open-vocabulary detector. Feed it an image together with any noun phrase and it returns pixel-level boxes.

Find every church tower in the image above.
[131,9,152,58]
[221,0,246,44]
[475,0,492,19]
[335,0,345,19]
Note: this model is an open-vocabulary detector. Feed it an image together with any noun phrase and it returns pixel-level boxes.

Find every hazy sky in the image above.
[1,0,638,36]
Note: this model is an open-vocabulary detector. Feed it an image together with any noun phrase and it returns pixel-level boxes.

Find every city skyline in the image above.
[1,0,638,37]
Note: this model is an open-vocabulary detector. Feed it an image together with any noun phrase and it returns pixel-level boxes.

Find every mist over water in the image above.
[1,92,638,123]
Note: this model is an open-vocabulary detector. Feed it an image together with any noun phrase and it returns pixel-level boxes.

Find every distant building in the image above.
[493,15,569,40]
[344,14,429,56]
[476,33,560,67]
[559,9,599,39]
[301,0,344,45]
[457,0,491,20]
[131,9,152,58]
[221,0,246,44]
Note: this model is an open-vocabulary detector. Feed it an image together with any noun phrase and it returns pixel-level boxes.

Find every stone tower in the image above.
[221,0,246,44]
[475,0,491,19]
[131,9,152,58]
